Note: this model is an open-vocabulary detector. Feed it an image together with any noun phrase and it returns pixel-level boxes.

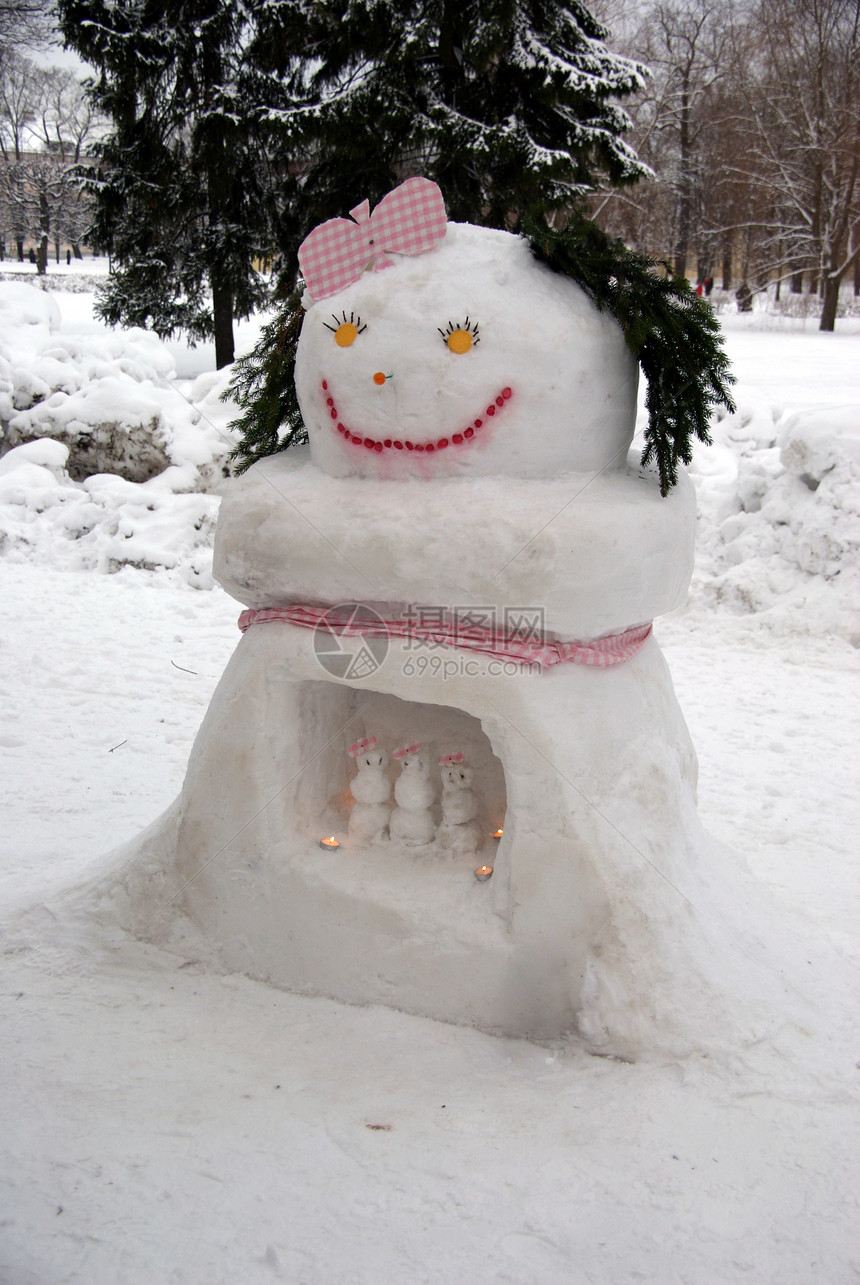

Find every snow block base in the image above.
[107,618,782,1054]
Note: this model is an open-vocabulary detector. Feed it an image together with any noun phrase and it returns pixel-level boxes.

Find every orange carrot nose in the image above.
[373,371,391,385]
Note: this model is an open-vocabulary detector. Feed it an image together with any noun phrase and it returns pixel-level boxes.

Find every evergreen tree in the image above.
[525,212,735,494]
[229,1,668,467]
[256,0,650,242]
[56,0,294,368]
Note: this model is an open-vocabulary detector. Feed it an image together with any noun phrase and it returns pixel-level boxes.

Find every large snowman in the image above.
[99,179,790,1057]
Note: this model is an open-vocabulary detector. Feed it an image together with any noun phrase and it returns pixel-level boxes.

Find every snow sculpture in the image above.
[437,753,481,857]
[106,179,788,1057]
[389,743,436,846]
[293,179,636,482]
[347,736,391,843]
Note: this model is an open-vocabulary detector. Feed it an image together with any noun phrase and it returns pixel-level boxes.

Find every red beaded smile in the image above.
[320,379,513,453]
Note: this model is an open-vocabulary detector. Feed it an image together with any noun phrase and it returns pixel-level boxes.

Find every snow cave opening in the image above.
[285,679,507,858]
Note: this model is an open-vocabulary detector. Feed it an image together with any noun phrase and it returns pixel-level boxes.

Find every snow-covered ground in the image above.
[1,275,858,1284]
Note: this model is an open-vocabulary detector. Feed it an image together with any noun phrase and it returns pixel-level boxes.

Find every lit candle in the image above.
[491,828,503,840]
[319,836,340,850]
[475,865,494,882]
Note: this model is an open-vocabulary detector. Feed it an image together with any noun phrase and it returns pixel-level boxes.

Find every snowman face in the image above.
[359,750,388,772]
[295,223,638,481]
[399,752,426,772]
[442,764,473,789]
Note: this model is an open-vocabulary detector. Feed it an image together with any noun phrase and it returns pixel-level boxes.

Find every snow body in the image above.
[440,762,479,827]
[91,222,794,1054]
[438,762,482,857]
[108,445,732,1052]
[348,745,391,842]
[389,749,436,845]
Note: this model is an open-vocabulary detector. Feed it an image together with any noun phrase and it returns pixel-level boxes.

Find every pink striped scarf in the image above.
[238,605,652,670]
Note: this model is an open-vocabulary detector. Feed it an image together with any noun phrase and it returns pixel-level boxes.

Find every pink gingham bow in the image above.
[298,177,448,301]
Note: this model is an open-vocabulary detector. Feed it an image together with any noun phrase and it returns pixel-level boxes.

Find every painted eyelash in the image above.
[438,317,481,343]
[323,311,367,333]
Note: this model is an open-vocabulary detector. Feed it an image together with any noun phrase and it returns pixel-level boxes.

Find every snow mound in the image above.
[0,280,236,488]
[0,280,245,585]
[688,397,860,643]
[0,439,220,586]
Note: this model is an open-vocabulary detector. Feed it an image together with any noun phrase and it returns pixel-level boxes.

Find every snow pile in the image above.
[687,392,860,642]
[0,437,220,586]
[0,281,235,486]
[0,281,240,584]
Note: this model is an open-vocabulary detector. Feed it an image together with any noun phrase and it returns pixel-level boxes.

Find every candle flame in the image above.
[492,828,503,838]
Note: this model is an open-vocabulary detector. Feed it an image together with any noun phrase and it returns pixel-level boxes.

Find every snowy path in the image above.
[2,924,855,1285]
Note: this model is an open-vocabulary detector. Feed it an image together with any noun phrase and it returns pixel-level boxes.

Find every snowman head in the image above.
[295,180,638,481]
[442,764,473,789]
[393,741,426,771]
[439,751,473,789]
[348,736,388,772]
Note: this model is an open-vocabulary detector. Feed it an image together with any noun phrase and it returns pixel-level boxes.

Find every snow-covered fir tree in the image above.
[56,0,294,367]
[260,0,650,234]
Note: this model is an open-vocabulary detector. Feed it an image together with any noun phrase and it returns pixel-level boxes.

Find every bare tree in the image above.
[650,0,729,277]
[731,0,860,329]
[27,64,99,268]
[0,48,37,257]
[0,53,100,267]
[0,0,53,50]
[593,0,729,276]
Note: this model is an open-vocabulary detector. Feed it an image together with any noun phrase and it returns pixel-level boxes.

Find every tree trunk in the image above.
[791,271,803,294]
[37,192,49,275]
[673,77,692,279]
[721,242,732,291]
[17,239,24,261]
[213,284,235,369]
[819,274,839,331]
[73,243,83,259]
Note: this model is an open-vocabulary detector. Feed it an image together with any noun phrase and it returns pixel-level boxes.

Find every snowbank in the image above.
[688,394,860,642]
[0,281,240,584]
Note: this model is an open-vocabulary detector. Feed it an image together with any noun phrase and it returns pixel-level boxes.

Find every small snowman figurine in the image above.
[347,736,391,843]
[389,742,436,846]
[437,752,482,857]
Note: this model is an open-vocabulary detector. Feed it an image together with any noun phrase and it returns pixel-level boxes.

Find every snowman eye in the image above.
[439,317,480,353]
[324,311,367,347]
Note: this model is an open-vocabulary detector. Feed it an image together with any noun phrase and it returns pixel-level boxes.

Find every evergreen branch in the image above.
[224,290,307,473]
[523,212,735,495]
